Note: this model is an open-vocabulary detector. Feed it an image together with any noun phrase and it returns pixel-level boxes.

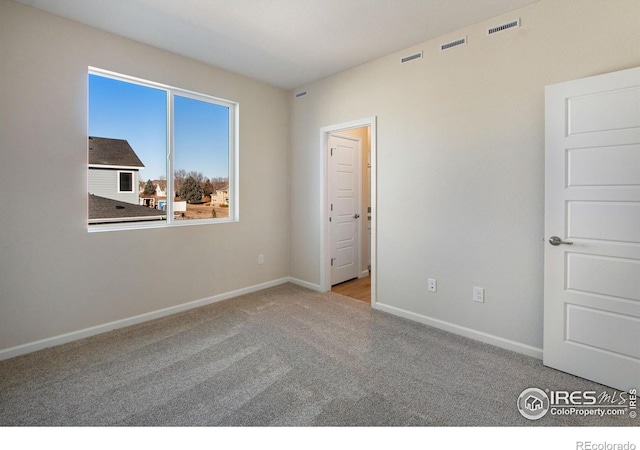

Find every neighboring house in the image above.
[212,185,229,206]
[88,136,166,224]
[155,180,167,197]
[87,136,145,205]
[139,179,167,208]
[139,196,156,208]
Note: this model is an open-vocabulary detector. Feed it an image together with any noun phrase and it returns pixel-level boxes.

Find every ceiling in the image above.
[14,0,540,89]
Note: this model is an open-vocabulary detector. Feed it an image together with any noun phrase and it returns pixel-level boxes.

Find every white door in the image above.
[544,66,640,392]
[329,134,361,285]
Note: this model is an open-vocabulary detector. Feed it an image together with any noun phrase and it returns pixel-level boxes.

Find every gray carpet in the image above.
[0,283,635,426]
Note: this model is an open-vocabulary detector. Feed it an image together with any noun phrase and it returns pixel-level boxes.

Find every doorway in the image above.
[331,276,371,303]
[320,117,377,306]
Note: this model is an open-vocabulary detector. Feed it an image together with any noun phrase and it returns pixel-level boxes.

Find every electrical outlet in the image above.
[473,287,484,303]
[258,254,264,265]
[428,278,437,293]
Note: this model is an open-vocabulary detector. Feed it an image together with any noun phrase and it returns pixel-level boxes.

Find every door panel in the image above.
[567,145,640,186]
[568,87,640,134]
[544,66,640,392]
[567,253,640,301]
[566,305,640,359]
[567,201,640,242]
[329,134,361,285]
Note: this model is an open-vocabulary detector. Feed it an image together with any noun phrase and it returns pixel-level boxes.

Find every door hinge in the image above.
[331,203,333,211]
[331,148,335,156]
[329,217,332,222]
[331,258,335,266]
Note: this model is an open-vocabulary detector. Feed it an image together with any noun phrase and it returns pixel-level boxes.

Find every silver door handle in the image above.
[549,236,573,246]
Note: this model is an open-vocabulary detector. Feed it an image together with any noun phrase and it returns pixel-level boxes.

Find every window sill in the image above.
[87,217,238,233]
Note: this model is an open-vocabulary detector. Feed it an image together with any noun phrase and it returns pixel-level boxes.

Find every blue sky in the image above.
[88,74,229,182]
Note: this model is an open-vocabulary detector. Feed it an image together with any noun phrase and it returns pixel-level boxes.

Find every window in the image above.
[87,68,237,229]
[118,171,133,193]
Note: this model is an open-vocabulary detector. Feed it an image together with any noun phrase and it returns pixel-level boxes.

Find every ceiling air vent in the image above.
[487,18,520,35]
[440,37,467,52]
[295,91,307,98]
[401,51,423,64]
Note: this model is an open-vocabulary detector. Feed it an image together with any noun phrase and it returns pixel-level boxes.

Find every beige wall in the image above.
[290,0,640,352]
[0,1,290,351]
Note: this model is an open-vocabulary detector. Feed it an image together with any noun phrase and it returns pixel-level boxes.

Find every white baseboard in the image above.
[1,277,540,363]
[0,277,291,361]
[286,277,324,292]
[374,302,543,360]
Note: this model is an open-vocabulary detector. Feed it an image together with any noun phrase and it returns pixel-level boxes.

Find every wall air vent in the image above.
[487,18,520,35]
[440,37,467,52]
[295,91,307,98]
[401,51,423,64]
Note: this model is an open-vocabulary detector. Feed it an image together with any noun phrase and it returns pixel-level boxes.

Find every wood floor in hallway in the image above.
[331,275,371,303]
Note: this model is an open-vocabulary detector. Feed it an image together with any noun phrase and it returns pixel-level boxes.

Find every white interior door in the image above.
[544,66,640,392]
[329,133,361,285]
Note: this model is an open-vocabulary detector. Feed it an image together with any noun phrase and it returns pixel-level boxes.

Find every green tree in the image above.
[178,175,204,204]
[143,179,156,195]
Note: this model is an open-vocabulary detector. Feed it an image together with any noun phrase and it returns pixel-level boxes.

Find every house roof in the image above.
[153,179,167,190]
[88,136,144,168]
[88,194,165,223]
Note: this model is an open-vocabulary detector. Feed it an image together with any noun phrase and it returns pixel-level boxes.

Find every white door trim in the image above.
[320,117,377,307]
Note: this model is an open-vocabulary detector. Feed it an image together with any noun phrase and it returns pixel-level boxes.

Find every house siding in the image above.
[212,189,229,206]
[88,169,140,204]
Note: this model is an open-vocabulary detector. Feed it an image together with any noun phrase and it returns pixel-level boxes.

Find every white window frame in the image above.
[117,170,134,193]
[88,67,239,232]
